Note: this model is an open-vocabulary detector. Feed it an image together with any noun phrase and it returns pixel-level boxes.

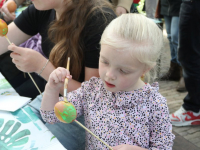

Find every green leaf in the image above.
[0,119,31,150]
[50,136,56,141]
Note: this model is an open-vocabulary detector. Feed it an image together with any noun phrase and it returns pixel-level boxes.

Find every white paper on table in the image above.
[0,95,31,112]
[0,73,5,79]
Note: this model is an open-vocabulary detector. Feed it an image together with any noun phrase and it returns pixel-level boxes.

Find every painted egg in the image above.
[54,101,77,123]
[0,19,8,36]
[7,1,17,12]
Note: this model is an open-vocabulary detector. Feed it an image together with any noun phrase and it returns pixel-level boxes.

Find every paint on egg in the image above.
[0,19,8,36]
[54,101,77,123]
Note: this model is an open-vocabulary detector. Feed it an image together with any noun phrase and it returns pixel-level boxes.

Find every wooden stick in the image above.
[64,57,70,103]
[27,73,42,95]
[64,57,70,89]
[4,36,42,96]
[5,35,11,45]
[75,120,113,150]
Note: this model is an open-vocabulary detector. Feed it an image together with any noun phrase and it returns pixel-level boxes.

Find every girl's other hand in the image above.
[112,144,147,150]
[8,44,46,73]
[47,67,72,91]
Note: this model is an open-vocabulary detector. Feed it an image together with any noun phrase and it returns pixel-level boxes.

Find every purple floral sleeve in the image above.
[149,94,175,150]
[40,97,64,124]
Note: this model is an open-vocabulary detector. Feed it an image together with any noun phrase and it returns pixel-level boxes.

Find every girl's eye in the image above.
[101,60,109,65]
[120,69,128,74]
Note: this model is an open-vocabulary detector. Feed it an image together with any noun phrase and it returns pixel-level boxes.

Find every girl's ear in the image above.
[143,62,156,74]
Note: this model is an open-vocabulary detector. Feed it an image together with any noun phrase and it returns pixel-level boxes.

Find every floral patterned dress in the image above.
[40,77,175,150]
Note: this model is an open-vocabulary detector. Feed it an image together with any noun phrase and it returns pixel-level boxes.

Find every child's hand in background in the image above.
[47,67,72,91]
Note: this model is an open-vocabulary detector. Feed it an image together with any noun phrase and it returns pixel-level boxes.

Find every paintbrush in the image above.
[64,57,70,103]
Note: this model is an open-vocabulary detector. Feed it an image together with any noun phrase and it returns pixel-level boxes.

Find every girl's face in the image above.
[99,45,146,92]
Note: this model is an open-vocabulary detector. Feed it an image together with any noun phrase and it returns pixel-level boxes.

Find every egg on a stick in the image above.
[53,57,113,150]
[54,58,77,123]
[0,19,11,44]
[7,0,17,13]
[54,101,77,123]
[54,91,113,150]
[0,19,8,35]
[0,19,43,97]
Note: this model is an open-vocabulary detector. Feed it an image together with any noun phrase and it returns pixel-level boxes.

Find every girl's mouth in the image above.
[105,81,115,88]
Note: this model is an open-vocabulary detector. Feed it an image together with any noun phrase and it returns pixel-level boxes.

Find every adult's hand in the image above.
[1,0,16,22]
[116,6,127,16]
[8,44,47,74]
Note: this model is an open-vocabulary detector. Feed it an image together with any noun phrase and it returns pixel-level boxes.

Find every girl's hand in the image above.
[47,67,72,91]
[112,144,147,150]
[8,44,46,73]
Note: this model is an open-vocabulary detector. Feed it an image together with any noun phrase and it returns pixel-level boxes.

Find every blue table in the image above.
[0,73,66,150]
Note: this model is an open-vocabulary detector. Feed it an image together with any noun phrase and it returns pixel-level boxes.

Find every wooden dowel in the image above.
[75,120,113,150]
[27,73,42,95]
[64,57,70,89]
[5,35,11,45]
[64,57,70,103]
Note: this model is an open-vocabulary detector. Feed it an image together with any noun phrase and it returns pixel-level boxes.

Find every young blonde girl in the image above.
[40,14,175,150]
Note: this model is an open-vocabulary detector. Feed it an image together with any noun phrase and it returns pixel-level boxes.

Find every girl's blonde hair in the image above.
[100,13,163,82]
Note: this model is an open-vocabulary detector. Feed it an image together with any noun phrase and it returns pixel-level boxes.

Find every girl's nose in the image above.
[106,69,116,80]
